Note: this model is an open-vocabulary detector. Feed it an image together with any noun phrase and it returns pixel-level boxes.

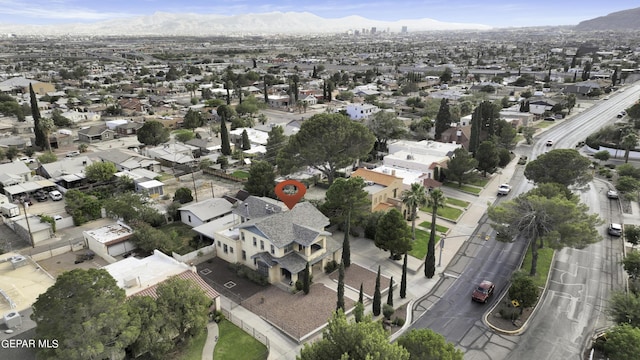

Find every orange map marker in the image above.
[274,179,306,210]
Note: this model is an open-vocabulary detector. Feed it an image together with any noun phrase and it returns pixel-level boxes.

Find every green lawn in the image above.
[231,170,250,179]
[418,221,449,234]
[520,245,555,288]
[446,198,470,208]
[214,320,268,360]
[419,205,463,222]
[443,182,482,195]
[535,120,555,129]
[408,228,442,259]
[176,330,208,360]
[465,175,490,187]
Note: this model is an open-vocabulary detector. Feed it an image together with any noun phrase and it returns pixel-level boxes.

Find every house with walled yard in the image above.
[210,196,342,287]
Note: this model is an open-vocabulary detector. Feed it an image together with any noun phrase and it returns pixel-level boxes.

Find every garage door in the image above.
[108,240,135,256]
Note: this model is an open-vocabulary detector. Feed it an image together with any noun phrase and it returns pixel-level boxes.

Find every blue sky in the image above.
[0,0,634,28]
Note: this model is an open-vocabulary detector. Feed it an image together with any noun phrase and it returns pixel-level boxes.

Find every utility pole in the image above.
[21,201,35,248]
[191,167,198,202]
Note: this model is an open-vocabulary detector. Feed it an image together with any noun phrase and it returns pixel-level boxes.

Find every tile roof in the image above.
[352,168,401,187]
[130,270,220,300]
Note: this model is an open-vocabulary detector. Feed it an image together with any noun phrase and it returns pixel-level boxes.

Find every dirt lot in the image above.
[37,250,110,277]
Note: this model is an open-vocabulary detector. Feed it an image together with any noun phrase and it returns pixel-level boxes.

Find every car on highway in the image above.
[546,140,553,146]
[608,223,622,237]
[607,190,619,199]
[472,280,495,303]
[497,184,511,196]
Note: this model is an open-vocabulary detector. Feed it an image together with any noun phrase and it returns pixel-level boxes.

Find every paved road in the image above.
[409,83,640,359]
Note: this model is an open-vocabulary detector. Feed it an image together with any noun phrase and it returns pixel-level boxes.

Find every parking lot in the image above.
[37,250,110,277]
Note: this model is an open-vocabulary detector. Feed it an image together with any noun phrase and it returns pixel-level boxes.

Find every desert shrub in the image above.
[324,260,338,273]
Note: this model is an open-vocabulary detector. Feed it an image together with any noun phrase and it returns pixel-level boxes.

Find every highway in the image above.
[409,83,640,359]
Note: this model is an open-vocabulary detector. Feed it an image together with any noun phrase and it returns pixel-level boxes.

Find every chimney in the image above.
[391,170,396,176]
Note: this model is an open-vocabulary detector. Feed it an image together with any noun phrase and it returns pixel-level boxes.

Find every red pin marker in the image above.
[274,179,307,210]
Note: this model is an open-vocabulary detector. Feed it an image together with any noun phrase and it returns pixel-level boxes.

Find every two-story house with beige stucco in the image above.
[213,196,342,287]
[351,168,404,214]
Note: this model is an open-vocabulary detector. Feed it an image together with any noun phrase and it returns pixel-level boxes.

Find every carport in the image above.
[3,179,57,200]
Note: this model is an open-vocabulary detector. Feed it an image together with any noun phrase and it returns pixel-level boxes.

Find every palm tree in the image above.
[622,133,639,163]
[38,117,56,152]
[425,188,446,278]
[402,183,428,240]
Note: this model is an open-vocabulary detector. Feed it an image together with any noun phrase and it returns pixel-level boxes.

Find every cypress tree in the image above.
[220,117,231,156]
[373,266,381,316]
[302,262,310,295]
[337,262,345,311]
[434,98,451,140]
[386,276,394,306]
[241,129,251,150]
[400,254,407,299]
[358,282,364,304]
[30,84,45,148]
[263,79,268,104]
[342,212,351,267]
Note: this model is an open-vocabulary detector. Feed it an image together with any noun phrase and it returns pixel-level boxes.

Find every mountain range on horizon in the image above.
[0,7,638,37]
[0,11,493,36]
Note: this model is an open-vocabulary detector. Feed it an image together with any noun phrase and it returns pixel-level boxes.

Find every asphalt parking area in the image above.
[196,257,267,304]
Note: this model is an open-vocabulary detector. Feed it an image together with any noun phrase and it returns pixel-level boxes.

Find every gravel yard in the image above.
[329,263,390,299]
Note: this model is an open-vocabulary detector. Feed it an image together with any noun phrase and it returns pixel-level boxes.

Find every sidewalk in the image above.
[212,159,520,359]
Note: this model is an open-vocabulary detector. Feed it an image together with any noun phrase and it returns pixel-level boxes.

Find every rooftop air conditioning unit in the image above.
[4,311,22,328]
[124,276,138,288]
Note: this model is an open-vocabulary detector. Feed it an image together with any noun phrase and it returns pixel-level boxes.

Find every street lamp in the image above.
[438,233,446,267]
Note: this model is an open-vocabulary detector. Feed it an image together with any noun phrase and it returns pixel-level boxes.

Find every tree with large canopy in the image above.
[366,110,405,152]
[488,189,601,276]
[137,120,170,146]
[524,149,592,187]
[277,113,375,185]
[375,208,412,260]
[31,269,139,360]
[445,147,478,187]
[396,328,463,360]
[297,310,409,360]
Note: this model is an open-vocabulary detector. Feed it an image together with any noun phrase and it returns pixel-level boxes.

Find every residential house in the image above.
[0,162,32,189]
[145,143,197,171]
[383,140,458,184]
[528,99,556,116]
[115,121,144,137]
[212,196,342,286]
[440,126,472,150]
[118,97,145,115]
[299,94,318,106]
[178,198,234,227]
[77,125,115,143]
[229,127,268,154]
[37,156,93,189]
[267,94,290,108]
[562,81,602,96]
[346,103,381,120]
[351,168,404,213]
[83,222,135,262]
[104,250,220,313]
[0,77,55,95]
[0,135,29,151]
[91,148,161,173]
